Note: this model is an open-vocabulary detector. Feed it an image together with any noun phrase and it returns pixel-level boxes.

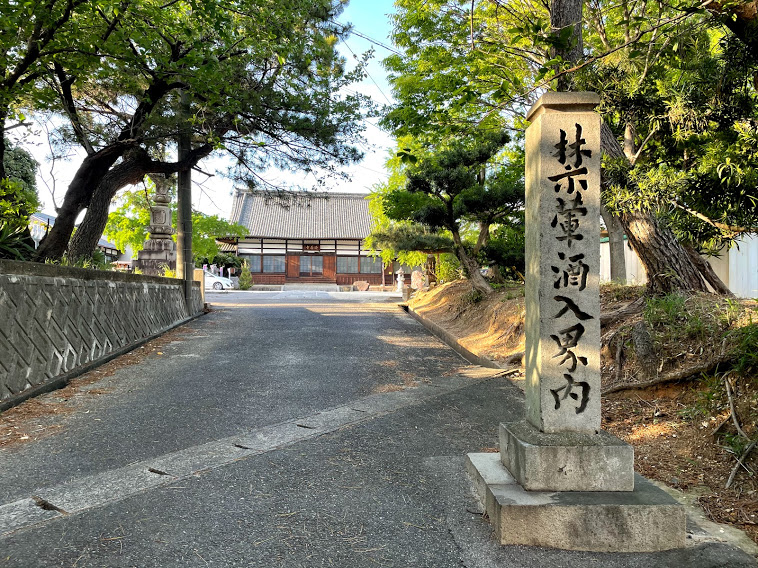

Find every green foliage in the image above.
[435,254,462,283]
[383,0,541,138]
[161,264,176,278]
[384,0,758,273]
[103,187,152,254]
[644,293,688,327]
[45,249,112,270]
[643,292,711,341]
[376,132,523,281]
[191,214,247,264]
[644,293,758,363]
[0,163,36,260]
[587,23,758,252]
[7,0,369,260]
[238,261,253,290]
[464,289,485,304]
[0,176,38,226]
[483,219,526,280]
[365,146,440,268]
[731,320,758,377]
[722,431,753,457]
[3,139,38,204]
[683,372,728,420]
[0,220,34,260]
[370,225,453,256]
[195,253,242,270]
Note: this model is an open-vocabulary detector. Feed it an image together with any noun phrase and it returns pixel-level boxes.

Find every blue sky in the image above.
[27,0,402,221]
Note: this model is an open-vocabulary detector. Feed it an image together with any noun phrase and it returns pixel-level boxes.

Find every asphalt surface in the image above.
[1,290,756,567]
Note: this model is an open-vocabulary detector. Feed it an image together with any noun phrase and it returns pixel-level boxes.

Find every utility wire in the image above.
[343,40,394,106]
[349,29,402,55]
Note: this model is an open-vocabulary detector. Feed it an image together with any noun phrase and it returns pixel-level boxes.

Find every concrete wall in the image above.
[0,260,203,409]
[600,235,758,298]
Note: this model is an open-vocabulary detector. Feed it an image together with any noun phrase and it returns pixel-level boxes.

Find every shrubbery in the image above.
[238,261,253,290]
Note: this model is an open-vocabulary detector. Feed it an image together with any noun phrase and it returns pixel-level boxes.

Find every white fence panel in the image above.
[599,239,647,285]
[599,234,758,297]
[728,235,758,298]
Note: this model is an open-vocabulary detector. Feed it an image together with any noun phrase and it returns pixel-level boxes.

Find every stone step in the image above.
[466,452,686,553]
[282,283,340,292]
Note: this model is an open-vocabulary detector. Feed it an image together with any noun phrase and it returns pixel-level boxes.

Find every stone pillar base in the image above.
[134,240,177,277]
[467,453,686,552]
[500,420,634,492]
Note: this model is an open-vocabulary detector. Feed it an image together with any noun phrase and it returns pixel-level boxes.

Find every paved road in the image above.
[0,291,755,567]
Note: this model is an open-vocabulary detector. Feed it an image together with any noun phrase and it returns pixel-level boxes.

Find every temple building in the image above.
[220,190,393,286]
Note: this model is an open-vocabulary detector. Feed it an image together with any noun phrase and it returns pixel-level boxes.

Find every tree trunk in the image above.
[452,229,493,295]
[35,145,127,260]
[67,144,214,260]
[708,3,758,61]
[36,77,178,261]
[67,157,148,260]
[472,220,490,256]
[616,211,710,294]
[67,184,113,261]
[601,204,627,283]
[684,245,734,296]
[550,0,583,91]
[599,122,730,295]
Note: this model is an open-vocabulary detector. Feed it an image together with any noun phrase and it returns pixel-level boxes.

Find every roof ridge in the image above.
[236,189,368,199]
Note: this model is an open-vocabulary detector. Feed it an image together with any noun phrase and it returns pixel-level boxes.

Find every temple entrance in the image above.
[299,255,323,277]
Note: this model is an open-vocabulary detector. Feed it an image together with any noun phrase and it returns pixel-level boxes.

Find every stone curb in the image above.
[0,310,206,414]
[400,304,503,369]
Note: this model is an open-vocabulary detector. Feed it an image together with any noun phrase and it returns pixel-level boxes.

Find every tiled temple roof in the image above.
[229,190,373,240]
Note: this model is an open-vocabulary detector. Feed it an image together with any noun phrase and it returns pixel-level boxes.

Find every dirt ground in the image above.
[408,279,758,545]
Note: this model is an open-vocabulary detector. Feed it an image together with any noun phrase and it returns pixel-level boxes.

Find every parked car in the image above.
[204,272,234,290]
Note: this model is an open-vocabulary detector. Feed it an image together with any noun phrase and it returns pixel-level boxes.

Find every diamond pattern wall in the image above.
[0,269,202,404]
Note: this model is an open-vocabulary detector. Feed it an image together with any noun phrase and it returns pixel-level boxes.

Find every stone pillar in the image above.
[524,92,602,435]
[500,92,634,492]
[466,93,685,552]
[134,175,177,276]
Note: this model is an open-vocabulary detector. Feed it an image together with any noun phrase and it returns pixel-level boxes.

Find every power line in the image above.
[349,29,402,56]
[344,40,394,106]
[331,18,402,56]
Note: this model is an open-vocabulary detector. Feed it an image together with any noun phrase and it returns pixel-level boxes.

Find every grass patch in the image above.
[601,281,645,303]
[643,292,754,345]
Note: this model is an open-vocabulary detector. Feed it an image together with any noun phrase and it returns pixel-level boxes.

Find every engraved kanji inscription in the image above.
[553,124,592,169]
[550,373,591,414]
[553,296,594,321]
[551,193,588,247]
[549,124,591,193]
[550,323,589,372]
[552,252,589,290]
[548,168,588,194]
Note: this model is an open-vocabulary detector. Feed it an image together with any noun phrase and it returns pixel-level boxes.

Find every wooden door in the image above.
[286,255,299,278]
[323,255,336,280]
